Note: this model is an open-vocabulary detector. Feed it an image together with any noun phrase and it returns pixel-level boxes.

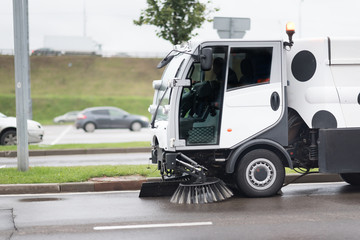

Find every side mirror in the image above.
[200,48,213,71]
[148,105,157,115]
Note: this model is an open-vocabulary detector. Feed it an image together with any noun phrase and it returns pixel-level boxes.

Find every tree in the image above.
[134,0,219,45]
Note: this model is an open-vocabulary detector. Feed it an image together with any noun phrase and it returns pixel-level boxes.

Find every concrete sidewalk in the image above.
[0,173,343,195]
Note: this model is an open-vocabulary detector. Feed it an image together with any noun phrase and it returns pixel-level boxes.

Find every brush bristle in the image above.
[170,178,233,204]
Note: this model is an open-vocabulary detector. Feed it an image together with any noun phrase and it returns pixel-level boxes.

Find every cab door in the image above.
[220,41,285,148]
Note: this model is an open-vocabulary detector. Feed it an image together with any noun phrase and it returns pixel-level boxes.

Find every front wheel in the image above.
[0,130,17,145]
[340,173,360,186]
[130,121,142,131]
[235,149,285,197]
[83,122,96,133]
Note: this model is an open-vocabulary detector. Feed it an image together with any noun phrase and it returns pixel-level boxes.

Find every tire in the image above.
[130,121,142,131]
[83,122,96,133]
[0,130,17,145]
[235,149,285,197]
[340,173,360,186]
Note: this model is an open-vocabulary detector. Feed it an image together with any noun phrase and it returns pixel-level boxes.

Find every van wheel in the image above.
[0,130,17,145]
[130,121,142,131]
[84,122,96,133]
[340,173,360,185]
[235,149,285,197]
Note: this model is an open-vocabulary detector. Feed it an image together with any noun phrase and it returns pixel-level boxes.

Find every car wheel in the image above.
[235,149,285,197]
[84,122,96,133]
[0,130,17,145]
[130,121,142,131]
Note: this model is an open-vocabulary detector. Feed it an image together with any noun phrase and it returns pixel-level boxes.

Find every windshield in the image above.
[0,113,6,118]
[152,53,188,123]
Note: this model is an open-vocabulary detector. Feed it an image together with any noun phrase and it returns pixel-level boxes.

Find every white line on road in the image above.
[94,221,213,231]
[50,125,72,145]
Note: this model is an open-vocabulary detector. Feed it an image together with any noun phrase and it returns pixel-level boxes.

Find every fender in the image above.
[225,138,293,174]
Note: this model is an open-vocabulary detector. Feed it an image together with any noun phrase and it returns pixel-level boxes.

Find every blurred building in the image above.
[44,36,102,55]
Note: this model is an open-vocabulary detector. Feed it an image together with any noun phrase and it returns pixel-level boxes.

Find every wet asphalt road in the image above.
[1,182,360,239]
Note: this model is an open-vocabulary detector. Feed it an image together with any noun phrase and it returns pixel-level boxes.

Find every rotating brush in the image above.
[170,177,233,204]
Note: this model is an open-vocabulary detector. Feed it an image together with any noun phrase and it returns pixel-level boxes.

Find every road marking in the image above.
[50,125,72,145]
[94,221,213,231]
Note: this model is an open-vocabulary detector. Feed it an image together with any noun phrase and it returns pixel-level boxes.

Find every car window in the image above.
[92,110,109,116]
[109,109,127,117]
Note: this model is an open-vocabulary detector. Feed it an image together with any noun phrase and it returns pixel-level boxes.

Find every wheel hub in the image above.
[5,134,17,145]
[246,158,276,190]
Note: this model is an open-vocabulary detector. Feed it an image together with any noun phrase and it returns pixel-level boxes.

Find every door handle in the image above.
[270,92,280,111]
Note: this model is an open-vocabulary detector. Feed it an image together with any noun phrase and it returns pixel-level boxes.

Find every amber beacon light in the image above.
[284,22,295,48]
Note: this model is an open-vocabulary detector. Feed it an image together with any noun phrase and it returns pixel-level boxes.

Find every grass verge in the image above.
[0,165,160,184]
[0,141,151,152]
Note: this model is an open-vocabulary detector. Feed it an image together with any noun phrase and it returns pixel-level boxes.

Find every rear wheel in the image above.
[130,121,142,131]
[340,173,360,185]
[235,149,285,197]
[0,130,17,145]
[83,122,96,133]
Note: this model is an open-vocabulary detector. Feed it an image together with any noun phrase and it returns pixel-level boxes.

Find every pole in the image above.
[13,0,30,171]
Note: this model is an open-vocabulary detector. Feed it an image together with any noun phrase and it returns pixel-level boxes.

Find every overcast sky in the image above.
[1,0,360,56]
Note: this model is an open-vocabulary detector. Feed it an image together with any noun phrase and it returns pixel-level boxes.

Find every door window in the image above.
[179,46,228,146]
[227,47,273,90]
[92,109,109,116]
[109,108,127,118]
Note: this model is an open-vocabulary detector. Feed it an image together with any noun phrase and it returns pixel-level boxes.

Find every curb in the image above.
[0,147,151,158]
[0,173,343,195]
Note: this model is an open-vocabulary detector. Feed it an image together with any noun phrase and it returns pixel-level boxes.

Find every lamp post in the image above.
[13,0,30,171]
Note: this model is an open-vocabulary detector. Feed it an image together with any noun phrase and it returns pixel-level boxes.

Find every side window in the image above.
[92,110,109,116]
[109,109,126,118]
[227,47,273,90]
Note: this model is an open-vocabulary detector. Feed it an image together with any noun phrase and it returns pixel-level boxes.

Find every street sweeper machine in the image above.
[140,23,360,204]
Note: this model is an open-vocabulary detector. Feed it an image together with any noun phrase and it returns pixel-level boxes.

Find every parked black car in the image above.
[75,106,149,132]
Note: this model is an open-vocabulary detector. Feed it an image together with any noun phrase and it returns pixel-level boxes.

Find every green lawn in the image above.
[0,55,162,124]
[0,165,161,184]
[0,94,153,125]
